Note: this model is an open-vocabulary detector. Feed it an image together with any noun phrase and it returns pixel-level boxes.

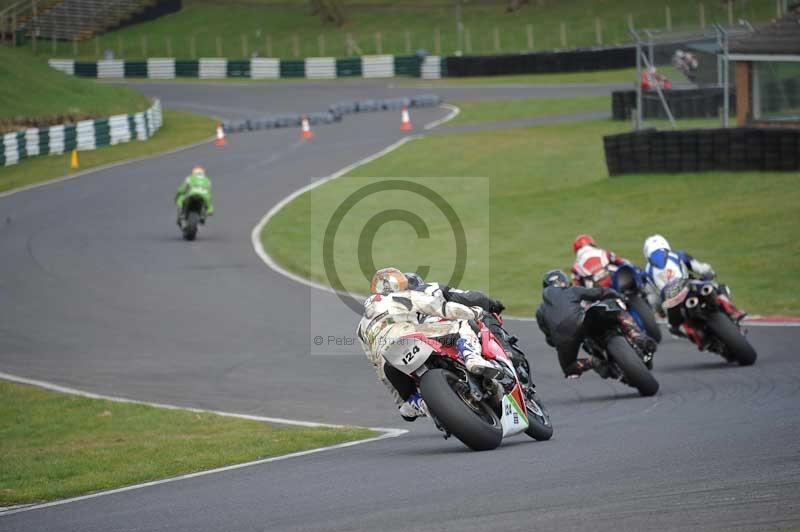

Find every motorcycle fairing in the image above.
[382,333,438,375]
[500,388,529,437]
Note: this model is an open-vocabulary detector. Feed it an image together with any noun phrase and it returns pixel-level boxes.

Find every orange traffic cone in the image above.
[215,124,226,147]
[301,116,314,140]
[70,149,79,169]
[400,106,413,131]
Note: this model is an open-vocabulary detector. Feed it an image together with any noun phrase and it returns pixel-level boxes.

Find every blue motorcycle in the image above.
[608,262,662,344]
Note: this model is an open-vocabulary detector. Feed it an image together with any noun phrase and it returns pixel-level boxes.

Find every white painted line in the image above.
[251,135,421,298]
[250,114,800,329]
[504,316,800,326]
[0,371,402,432]
[0,371,407,518]
[0,136,215,200]
[251,102,458,295]
[731,320,800,327]
[424,103,460,130]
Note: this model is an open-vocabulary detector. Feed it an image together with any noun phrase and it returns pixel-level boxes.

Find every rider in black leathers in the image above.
[536,270,657,378]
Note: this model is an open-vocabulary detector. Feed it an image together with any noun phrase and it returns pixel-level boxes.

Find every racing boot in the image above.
[398,392,428,422]
[457,337,502,379]
[717,295,747,324]
[565,356,609,379]
[677,322,706,350]
[618,313,658,354]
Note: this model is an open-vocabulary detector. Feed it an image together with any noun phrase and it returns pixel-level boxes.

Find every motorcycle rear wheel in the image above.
[182,211,199,241]
[606,335,659,397]
[419,369,502,451]
[706,312,757,366]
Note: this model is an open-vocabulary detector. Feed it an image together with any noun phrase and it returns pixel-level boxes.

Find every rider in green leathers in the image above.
[175,165,214,224]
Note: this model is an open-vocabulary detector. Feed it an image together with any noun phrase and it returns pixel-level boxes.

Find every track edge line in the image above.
[0,371,407,518]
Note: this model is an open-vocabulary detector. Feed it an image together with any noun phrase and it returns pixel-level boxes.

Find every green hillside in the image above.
[27,0,777,60]
[0,45,149,133]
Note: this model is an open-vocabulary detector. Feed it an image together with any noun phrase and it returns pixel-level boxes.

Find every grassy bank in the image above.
[0,380,373,505]
[261,114,799,316]
[0,109,215,194]
[23,0,775,60]
[448,95,608,125]
[0,46,149,132]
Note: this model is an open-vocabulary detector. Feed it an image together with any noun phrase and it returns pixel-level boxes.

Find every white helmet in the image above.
[643,234,671,259]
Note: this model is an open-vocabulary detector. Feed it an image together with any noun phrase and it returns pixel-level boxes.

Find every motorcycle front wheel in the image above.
[606,335,659,397]
[706,312,757,366]
[524,392,553,441]
[419,369,502,451]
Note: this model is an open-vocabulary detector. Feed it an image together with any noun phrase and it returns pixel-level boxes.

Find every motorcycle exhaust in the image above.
[699,284,718,307]
[686,296,700,309]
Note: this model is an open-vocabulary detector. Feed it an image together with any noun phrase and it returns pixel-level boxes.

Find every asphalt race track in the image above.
[1,80,799,532]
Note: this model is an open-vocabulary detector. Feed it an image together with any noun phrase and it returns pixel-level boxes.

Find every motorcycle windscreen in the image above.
[500,386,529,437]
[381,334,436,375]
[662,279,689,309]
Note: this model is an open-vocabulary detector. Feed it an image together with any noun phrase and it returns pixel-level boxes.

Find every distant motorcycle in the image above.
[382,315,553,451]
[576,261,662,344]
[178,188,209,241]
[661,278,757,366]
[581,297,660,397]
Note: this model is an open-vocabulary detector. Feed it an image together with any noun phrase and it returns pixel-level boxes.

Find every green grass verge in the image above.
[0,380,374,505]
[22,0,774,60]
[448,95,608,125]
[404,68,640,86]
[0,46,149,130]
[261,117,799,316]
[0,109,215,194]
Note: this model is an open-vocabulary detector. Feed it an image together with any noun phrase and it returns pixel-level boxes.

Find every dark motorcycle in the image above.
[662,278,757,366]
[178,193,208,241]
[581,298,659,397]
[577,262,662,344]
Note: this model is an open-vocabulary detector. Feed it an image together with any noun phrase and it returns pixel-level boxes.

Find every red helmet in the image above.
[572,234,596,254]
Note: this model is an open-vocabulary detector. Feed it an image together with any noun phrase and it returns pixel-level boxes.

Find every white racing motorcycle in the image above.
[383,315,553,451]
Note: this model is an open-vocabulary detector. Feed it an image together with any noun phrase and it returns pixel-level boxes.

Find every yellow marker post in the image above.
[70,149,79,169]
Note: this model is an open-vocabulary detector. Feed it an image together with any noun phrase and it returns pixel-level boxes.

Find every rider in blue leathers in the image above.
[642,234,746,347]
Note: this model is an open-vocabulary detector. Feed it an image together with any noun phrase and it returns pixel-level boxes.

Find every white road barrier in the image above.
[251,57,280,79]
[48,58,75,75]
[199,58,227,79]
[147,58,176,79]
[97,59,124,79]
[362,54,395,78]
[305,57,336,79]
[421,55,442,79]
[0,100,163,167]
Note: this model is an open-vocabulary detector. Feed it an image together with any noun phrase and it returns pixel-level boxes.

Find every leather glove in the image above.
[701,269,716,281]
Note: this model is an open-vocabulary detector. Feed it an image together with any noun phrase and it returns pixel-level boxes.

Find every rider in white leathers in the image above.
[642,234,746,347]
[357,268,500,421]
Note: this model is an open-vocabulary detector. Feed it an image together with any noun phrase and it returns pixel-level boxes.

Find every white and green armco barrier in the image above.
[48,55,444,80]
[1,99,163,167]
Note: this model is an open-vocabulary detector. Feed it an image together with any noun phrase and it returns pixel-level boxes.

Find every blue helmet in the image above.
[404,272,425,291]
